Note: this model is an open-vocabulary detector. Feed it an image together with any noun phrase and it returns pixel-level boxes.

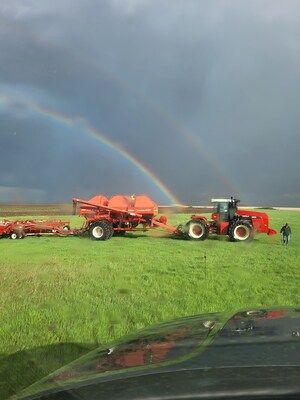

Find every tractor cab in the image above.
[211,197,240,222]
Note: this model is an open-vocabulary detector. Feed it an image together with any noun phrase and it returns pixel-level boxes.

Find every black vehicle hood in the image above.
[13,307,300,400]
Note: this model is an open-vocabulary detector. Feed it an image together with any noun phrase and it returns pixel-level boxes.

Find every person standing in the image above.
[280,223,292,245]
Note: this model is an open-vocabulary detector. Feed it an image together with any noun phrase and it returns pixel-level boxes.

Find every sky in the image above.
[0,0,300,206]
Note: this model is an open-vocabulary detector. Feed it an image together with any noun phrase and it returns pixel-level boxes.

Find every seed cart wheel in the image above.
[89,220,112,241]
[10,231,19,240]
[185,220,209,241]
[63,225,71,230]
[106,221,114,239]
[228,220,254,242]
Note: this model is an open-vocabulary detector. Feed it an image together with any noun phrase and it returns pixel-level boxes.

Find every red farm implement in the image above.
[0,219,24,239]
[0,219,72,239]
[72,194,180,240]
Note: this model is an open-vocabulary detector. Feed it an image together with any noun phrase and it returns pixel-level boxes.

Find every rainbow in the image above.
[0,93,181,205]
[88,63,239,197]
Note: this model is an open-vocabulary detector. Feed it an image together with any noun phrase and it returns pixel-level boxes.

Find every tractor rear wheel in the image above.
[89,220,113,241]
[185,220,209,241]
[228,220,254,242]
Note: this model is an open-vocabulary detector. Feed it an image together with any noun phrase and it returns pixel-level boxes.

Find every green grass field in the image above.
[1,210,300,398]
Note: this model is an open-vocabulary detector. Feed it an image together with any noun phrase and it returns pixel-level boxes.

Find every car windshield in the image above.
[44,315,212,384]
[1,1,300,400]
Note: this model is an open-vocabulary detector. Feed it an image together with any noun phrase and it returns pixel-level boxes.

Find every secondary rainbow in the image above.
[90,64,239,196]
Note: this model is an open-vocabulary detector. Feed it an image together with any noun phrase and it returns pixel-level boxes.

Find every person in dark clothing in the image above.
[280,223,292,245]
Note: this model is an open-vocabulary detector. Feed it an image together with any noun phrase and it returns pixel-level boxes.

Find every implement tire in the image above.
[10,231,19,240]
[228,220,254,242]
[185,219,209,241]
[89,220,113,241]
[107,223,114,239]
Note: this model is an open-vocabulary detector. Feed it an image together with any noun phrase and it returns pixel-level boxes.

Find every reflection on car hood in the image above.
[14,307,300,399]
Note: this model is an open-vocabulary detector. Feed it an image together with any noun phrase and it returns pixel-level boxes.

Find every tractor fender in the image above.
[191,215,210,227]
[236,216,253,226]
[184,219,209,240]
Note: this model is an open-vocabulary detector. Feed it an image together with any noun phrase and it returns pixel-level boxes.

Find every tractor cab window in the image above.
[213,202,230,222]
[213,202,229,214]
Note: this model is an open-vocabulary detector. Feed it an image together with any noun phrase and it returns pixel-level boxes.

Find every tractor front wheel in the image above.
[228,221,254,242]
[185,220,209,241]
[89,220,113,241]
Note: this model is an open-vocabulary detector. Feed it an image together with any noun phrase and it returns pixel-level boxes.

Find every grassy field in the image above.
[1,210,300,398]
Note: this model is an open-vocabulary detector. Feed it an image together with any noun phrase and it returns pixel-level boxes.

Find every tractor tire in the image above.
[185,220,209,241]
[89,220,113,241]
[228,220,254,242]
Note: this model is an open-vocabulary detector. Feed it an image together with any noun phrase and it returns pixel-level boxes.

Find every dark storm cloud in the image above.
[1,0,300,205]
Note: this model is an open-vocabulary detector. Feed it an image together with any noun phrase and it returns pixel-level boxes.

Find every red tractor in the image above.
[183,197,277,242]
